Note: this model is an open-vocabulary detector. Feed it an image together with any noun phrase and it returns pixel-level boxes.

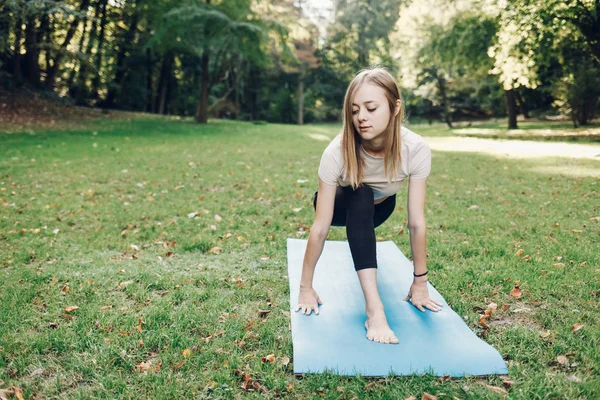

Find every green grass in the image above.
[1,117,599,399]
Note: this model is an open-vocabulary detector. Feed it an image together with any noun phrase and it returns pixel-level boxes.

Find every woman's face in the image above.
[351,82,392,142]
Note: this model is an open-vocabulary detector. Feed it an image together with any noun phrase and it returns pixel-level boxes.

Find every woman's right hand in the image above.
[295,287,323,316]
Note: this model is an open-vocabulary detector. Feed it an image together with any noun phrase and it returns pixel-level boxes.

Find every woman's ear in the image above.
[394,99,401,117]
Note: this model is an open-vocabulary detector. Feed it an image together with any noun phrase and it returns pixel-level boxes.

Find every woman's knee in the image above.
[348,185,374,209]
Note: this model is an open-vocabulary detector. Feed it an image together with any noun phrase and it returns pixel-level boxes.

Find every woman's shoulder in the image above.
[401,126,429,150]
[323,131,343,154]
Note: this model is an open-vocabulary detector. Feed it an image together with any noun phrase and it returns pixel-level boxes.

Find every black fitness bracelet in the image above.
[413,270,428,277]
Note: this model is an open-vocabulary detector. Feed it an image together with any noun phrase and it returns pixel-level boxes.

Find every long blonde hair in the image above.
[341,66,405,189]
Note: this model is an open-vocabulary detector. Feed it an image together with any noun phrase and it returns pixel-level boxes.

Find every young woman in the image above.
[294,66,443,344]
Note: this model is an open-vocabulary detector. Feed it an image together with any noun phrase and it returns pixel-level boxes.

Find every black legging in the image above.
[312,185,396,271]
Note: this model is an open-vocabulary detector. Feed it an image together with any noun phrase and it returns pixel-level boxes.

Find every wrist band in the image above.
[413,270,428,277]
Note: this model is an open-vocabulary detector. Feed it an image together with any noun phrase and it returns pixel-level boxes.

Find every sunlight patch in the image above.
[427,137,600,160]
[529,165,600,178]
[306,133,331,142]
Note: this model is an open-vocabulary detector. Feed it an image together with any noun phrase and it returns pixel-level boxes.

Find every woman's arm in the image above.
[299,178,336,289]
[403,177,443,312]
[407,177,428,284]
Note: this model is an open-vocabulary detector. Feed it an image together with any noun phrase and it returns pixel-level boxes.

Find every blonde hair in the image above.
[341,66,405,189]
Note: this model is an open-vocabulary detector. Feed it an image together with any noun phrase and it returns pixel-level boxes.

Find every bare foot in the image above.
[364,310,399,344]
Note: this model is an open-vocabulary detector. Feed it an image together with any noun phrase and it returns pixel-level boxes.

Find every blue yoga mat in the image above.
[287,238,508,377]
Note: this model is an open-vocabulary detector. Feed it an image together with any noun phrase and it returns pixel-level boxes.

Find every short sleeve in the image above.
[318,148,342,186]
[409,141,432,180]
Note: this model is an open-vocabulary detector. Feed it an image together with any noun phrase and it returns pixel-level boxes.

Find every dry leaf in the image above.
[509,286,522,299]
[556,355,569,365]
[421,393,437,400]
[214,214,222,222]
[243,318,255,331]
[258,309,271,318]
[485,385,508,395]
[64,305,79,313]
[135,358,162,374]
[515,249,525,257]
[182,349,192,358]
[478,317,490,330]
[209,247,222,255]
[566,375,582,383]
[502,378,514,389]
[279,356,290,366]
[572,323,584,332]
[172,359,186,370]
[259,255,271,261]
[261,354,275,363]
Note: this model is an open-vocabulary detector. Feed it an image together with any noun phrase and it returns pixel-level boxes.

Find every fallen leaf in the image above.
[258,309,271,318]
[64,305,79,313]
[485,385,508,395]
[515,249,525,257]
[509,286,522,299]
[261,354,275,363]
[172,359,186,370]
[421,393,437,400]
[566,375,582,383]
[556,355,569,365]
[100,306,112,311]
[135,357,162,374]
[572,323,584,332]
[259,255,270,261]
[279,356,290,366]
[467,205,479,210]
[209,247,222,255]
[478,317,490,330]
[119,280,133,289]
[502,378,514,389]
[214,214,222,222]
[243,318,255,331]
[182,349,192,358]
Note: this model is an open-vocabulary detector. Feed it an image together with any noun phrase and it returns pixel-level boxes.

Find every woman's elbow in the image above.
[311,223,330,239]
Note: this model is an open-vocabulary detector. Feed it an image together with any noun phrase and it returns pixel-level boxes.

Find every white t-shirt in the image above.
[317,126,432,201]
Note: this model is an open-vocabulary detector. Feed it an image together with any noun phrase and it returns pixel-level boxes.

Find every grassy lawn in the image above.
[1,117,599,399]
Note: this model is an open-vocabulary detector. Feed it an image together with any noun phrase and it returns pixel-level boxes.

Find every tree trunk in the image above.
[24,17,41,86]
[195,50,210,123]
[515,89,529,119]
[248,65,260,120]
[41,14,53,76]
[297,64,304,125]
[91,0,109,100]
[146,48,154,112]
[76,0,102,105]
[195,0,211,123]
[436,75,452,128]
[45,0,91,89]
[67,15,89,96]
[12,15,23,81]
[504,89,518,129]
[104,8,139,108]
[156,52,174,114]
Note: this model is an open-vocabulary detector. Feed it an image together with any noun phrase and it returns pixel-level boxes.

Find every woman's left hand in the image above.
[403,281,443,312]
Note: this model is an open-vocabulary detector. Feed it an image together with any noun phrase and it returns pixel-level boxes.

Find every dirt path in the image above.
[427,136,600,160]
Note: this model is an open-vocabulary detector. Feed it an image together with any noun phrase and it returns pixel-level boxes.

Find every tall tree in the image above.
[165,0,286,123]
